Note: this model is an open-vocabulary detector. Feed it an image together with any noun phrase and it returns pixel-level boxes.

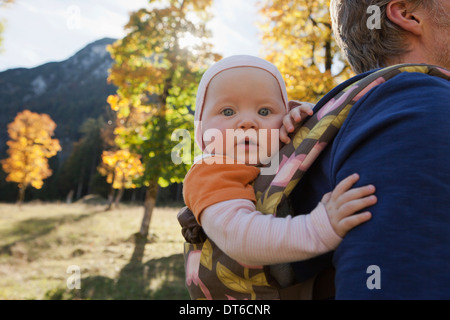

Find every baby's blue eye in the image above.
[258,108,271,116]
[222,108,235,116]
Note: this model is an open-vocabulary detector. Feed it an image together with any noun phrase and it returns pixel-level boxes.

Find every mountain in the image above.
[0,38,117,159]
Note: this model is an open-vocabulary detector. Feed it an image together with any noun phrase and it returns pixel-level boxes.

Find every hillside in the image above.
[0,38,117,159]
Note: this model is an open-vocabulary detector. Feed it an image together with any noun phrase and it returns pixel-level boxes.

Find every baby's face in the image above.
[201,67,286,165]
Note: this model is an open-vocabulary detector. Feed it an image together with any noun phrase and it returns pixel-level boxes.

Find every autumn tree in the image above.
[107,0,220,240]
[259,0,353,102]
[98,149,144,210]
[1,110,61,205]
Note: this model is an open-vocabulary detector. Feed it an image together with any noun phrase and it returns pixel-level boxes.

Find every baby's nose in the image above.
[238,118,258,130]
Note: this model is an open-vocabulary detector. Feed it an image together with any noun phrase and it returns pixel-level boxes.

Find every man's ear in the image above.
[386,0,424,36]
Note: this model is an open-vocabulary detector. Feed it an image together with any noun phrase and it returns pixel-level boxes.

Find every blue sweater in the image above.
[290,69,450,299]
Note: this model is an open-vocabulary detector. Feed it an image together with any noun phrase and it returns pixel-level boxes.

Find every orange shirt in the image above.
[183,155,260,224]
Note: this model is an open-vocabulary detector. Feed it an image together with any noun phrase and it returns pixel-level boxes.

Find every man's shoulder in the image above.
[329,66,450,181]
[346,68,449,120]
[376,68,449,91]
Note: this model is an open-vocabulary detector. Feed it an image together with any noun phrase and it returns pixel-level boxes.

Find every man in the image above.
[290,0,450,299]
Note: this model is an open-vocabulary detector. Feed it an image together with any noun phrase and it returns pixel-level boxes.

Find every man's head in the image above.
[330,0,450,73]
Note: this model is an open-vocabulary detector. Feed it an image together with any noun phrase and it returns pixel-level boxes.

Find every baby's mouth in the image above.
[238,138,258,147]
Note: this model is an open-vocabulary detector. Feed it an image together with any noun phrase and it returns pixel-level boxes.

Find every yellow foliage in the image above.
[105,0,220,186]
[107,0,219,121]
[98,149,144,189]
[259,0,354,103]
[1,110,61,190]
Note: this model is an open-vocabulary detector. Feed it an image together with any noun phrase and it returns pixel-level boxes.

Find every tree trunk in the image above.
[76,176,84,200]
[66,190,74,204]
[131,189,137,204]
[139,180,159,238]
[105,189,115,211]
[17,185,26,206]
[105,170,116,211]
[105,177,116,211]
[114,187,125,209]
[129,181,158,264]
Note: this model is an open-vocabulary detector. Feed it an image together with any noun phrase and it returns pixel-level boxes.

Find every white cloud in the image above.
[209,0,262,57]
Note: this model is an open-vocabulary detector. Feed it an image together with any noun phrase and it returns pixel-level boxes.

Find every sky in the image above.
[0,0,263,72]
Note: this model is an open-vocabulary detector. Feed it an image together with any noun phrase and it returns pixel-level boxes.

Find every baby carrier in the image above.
[178,64,450,300]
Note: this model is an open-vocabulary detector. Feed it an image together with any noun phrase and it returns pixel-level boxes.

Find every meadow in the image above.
[0,201,189,300]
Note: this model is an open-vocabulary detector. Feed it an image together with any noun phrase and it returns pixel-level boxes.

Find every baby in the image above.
[182,55,377,299]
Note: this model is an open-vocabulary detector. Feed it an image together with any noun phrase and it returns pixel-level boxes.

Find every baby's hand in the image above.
[280,100,314,144]
[321,174,376,238]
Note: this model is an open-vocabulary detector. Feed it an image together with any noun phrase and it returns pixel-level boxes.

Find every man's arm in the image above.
[331,72,450,299]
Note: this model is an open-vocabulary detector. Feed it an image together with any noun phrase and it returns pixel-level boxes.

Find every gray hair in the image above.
[330,0,441,74]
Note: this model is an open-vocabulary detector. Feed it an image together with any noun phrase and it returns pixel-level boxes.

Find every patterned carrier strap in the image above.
[253,64,450,216]
[179,64,450,300]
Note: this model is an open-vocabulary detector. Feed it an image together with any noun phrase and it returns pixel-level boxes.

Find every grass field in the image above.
[0,202,190,300]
